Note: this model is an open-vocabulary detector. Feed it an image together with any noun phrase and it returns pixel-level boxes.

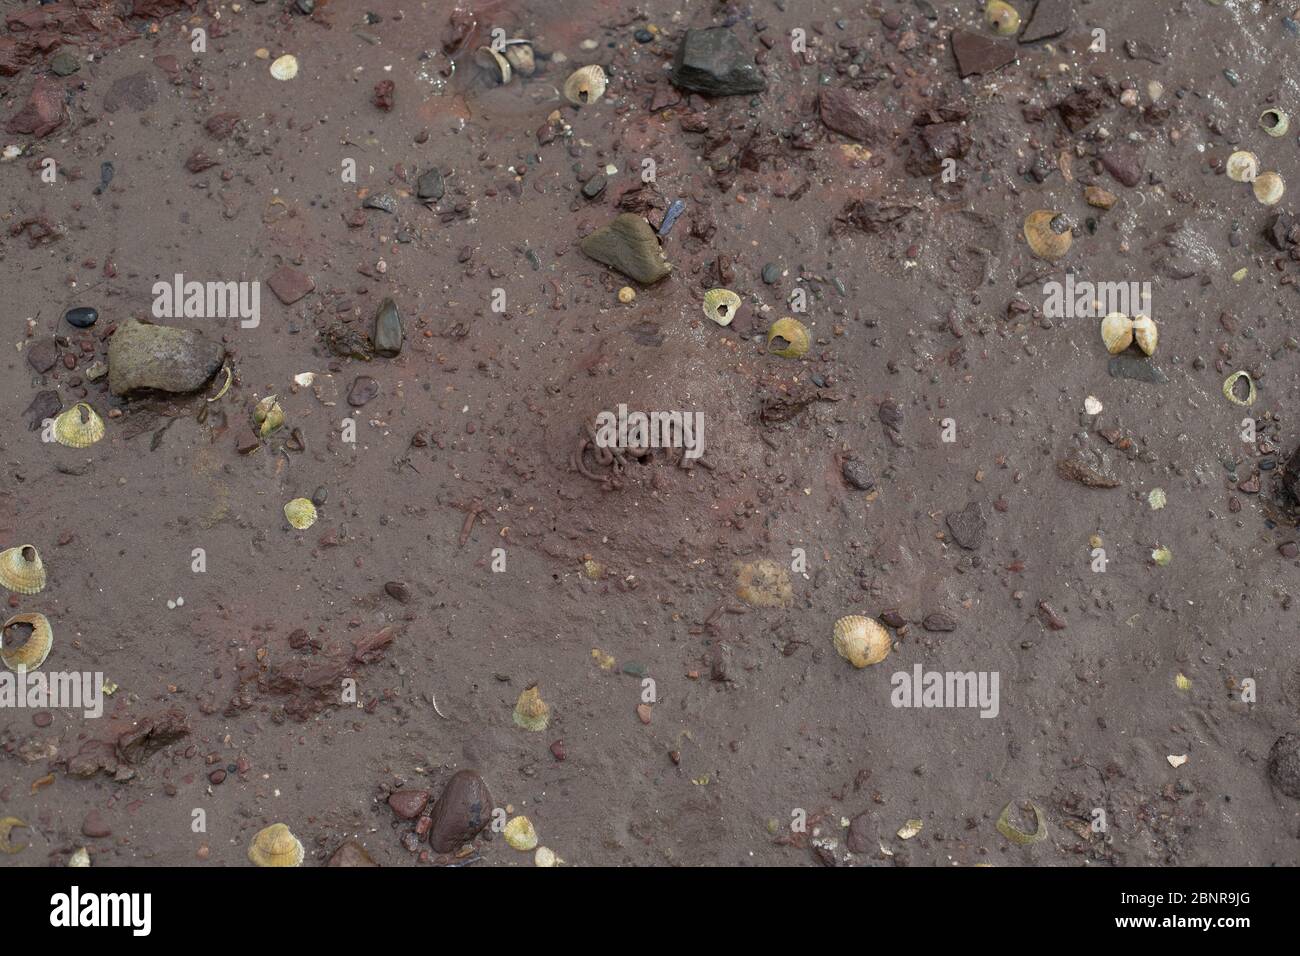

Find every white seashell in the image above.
[270,55,299,81]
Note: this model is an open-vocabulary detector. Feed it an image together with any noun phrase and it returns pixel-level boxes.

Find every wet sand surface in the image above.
[2,0,1300,866]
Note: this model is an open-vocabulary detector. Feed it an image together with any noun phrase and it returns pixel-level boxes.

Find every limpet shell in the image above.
[1222,370,1256,407]
[513,685,550,731]
[703,289,741,327]
[503,816,539,851]
[1099,312,1133,355]
[503,42,536,77]
[832,615,892,668]
[1131,314,1158,356]
[563,65,607,106]
[1261,108,1290,138]
[247,823,304,867]
[53,403,105,448]
[1254,171,1285,206]
[284,498,318,530]
[254,395,285,437]
[1226,150,1259,183]
[269,54,299,81]
[996,802,1048,845]
[984,0,1021,36]
[0,545,46,595]
[474,46,512,85]
[766,317,810,359]
[1023,209,1072,261]
[1,612,53,672]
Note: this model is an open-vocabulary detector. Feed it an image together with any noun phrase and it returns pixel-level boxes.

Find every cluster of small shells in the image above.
[1100,312,1157,356]
[247,823,304,867]
[1226,141,1286,206]
[474,41,537,85]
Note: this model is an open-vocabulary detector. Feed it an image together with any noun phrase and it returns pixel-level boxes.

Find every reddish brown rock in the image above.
[81,809,112,838]
[328,840,379,866]
[6,77,66,138]
[388,789,430,820]
[818,87,888,143]
[950,30,1017,77]
[267,266,315,305]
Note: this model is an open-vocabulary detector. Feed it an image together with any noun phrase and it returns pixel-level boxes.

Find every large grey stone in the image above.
[108,318,225,396]
[579,214,672,285]
[669,28,766,96]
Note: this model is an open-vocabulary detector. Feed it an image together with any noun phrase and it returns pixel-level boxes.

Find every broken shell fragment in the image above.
[1253,171,1285,206]
[984,0,1021,36]
[1261,108,1290,137]
[766,317,810,359]
[534,846,561,867]
[563,65,607,106]
[513,685,551,731]
[1,612,53,672]
[269,54,299,81]
[1226,150,1259,183]
[832,615,892,668]
[503,816,539,851]
[503,42,536,77]
[284,498,318,530]
[53,403,105,448]
[1131,314,1158,356]
[1100,312,1133,354]
[996,802,1048,845]
[0,817,28,854]
[0,545,46,595]
[1222,370,1256,407]
[703,289,741,326]
[735,559,794,608]
[247,823,304,867]
[253,395,285,437]
[474,46,512,85]
[1023,210,1072,261]
[68,847,91,868]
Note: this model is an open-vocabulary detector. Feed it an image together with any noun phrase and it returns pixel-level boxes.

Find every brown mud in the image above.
[2,0,1300,866]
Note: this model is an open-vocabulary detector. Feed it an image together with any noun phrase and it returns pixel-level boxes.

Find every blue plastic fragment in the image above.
[658,199,686,238]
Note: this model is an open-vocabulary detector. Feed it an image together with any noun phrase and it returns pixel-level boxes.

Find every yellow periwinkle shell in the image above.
[513,685,550,731]
[503,816,539,851]
[0,545,46,595]
[766,318,810,359]
[832,615,891,668]
[247,823,304,867]
[1,612,53,672]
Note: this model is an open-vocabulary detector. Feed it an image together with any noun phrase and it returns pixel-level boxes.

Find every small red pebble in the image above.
[636,703,653,724]
[549,740,566,761]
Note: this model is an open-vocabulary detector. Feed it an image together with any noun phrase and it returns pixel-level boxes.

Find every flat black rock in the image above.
[373,298,403,358]
[946,501,987,550]
[417,168,445,201]
[950,30,1017,77]
[1021,0,1075,43]
[64,306,98,329]
[670,28,767,96]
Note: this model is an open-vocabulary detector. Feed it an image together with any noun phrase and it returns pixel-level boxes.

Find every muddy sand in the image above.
[2,0,1300,867]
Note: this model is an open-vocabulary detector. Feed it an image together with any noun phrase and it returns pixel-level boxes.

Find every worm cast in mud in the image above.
[641,157,656,183]
[1090,28,1107,53]
[191,808,206,833]
[1240,418,1256,443]
[341,418,356,444]
[641,678,657,704]
[790,548,807,574]
[790,808,807,833]
[491,288,506,313]
[489,28,506,52]
[941,158,958,184]
[341,678,357,704]
[790,28,807,53]
[40,158,56,183]
[1091,808,1107,833]
[191,548,206,573]
[190,28,206,54]
[491,548,506,572]
[490,807,508,832]
[341,158,356,183]
[789,287,808,313]
[1091,548,1108,573]
[41,418,56,443]
[1240,678,1256,703]
[941,418,957,443]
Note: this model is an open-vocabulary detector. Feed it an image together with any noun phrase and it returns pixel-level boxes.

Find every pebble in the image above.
[81,810,112,838]
[107,319,225,396]
[373,298,403,357]
[761,262,782,284]
[581,173,608,199]
[945,501,987,550]
[842,460,875,491]
[267,266,315,305]
[64,306,98,329]
[428,769,494,852]
[580,213,672,284]
[347,375,380,407]
[327,841,379,866]
[950,30,1017,77]
[669,27,767,96]
[1268,734,1300,798]
[26,339,58,373]
[417,168,445,201]
[388,789,429,819]
[384,581,411,603]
